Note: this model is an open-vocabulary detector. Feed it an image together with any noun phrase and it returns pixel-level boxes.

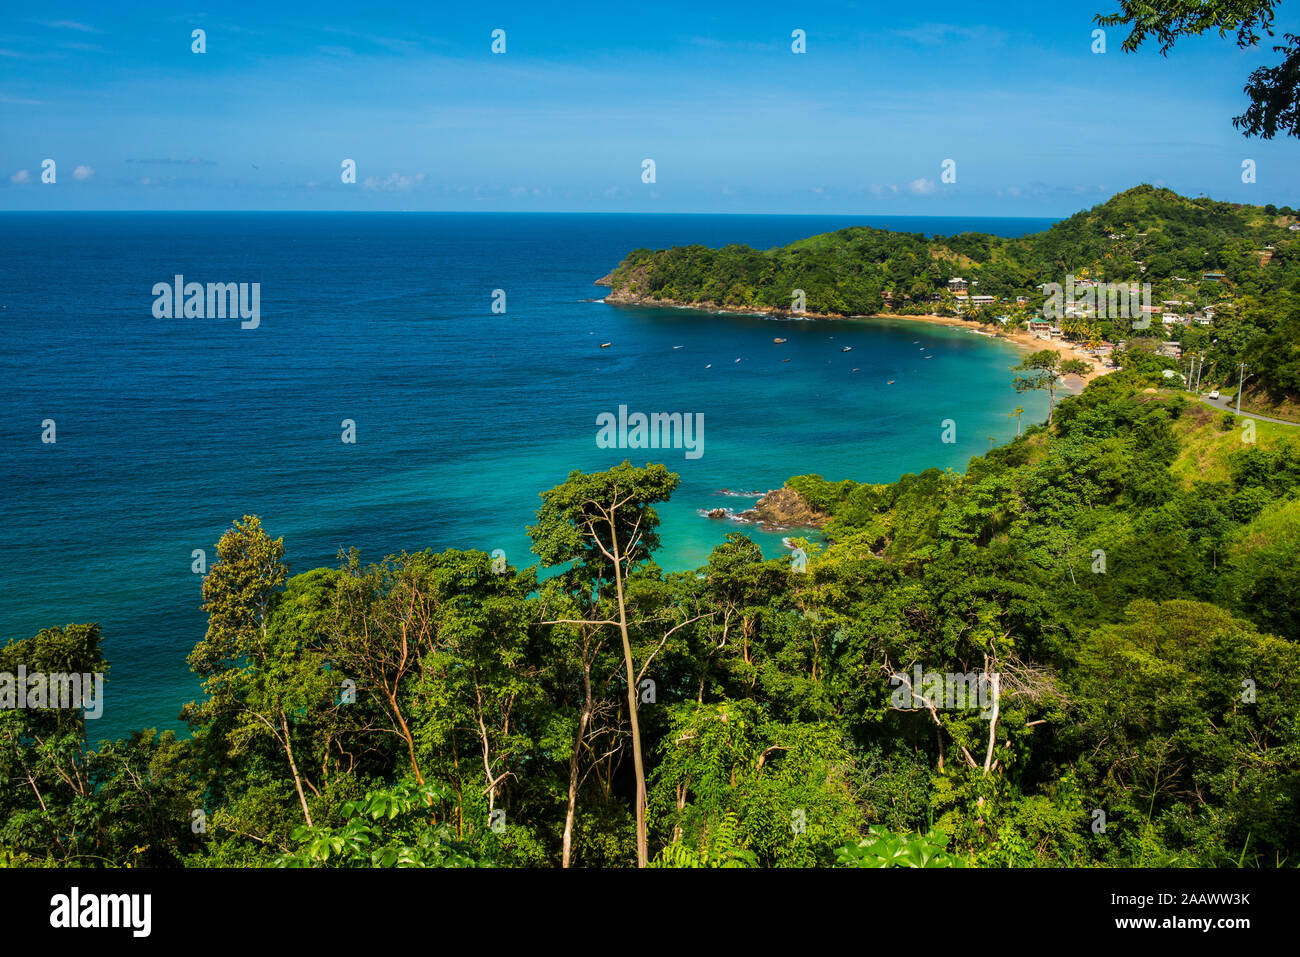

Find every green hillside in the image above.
[7,369,1299,869]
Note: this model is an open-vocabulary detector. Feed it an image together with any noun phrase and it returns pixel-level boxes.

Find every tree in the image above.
[529,461,683,867]
[186,516,322,827]
[1096,1,1300,139]
[540,595,613,867]
[328,550,442,790]
[408,549,538,828]
[1013,350,1090,426]
[0,624,108,863]
[1009,405,1025,436]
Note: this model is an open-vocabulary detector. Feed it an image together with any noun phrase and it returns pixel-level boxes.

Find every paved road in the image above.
[1196,394,1300,426]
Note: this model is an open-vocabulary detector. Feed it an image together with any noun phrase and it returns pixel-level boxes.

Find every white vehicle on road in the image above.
[1208,390,1220,399]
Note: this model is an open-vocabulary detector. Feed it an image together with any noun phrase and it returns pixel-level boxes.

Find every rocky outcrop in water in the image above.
[735,487,829,530]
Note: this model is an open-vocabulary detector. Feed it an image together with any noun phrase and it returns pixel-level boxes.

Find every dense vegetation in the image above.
[4,365,1298,868]
[605,186,1300,409]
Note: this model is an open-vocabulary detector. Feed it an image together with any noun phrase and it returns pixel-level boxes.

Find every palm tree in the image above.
[1009,405,1025,436]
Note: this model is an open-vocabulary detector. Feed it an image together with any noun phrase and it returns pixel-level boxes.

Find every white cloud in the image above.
[891,23,1008,47]
[40,20,101,33]
[73,165,94,180]
[10,169,30,184]
[361,172,426,191]
[907,177,937,195]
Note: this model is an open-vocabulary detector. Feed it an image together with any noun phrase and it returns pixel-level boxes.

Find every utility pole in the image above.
[1237,362,1247,414]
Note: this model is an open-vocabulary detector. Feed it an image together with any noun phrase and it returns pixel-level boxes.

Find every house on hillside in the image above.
[1160,341,1183,359]
[1203,272,1226,282]
[947,277,969,297]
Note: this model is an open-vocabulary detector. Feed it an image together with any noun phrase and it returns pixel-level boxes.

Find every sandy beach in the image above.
[864,312,1112,392]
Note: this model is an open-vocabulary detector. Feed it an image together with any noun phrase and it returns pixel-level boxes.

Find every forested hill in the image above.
[601,185,1298,313]
[600,186,1300,407]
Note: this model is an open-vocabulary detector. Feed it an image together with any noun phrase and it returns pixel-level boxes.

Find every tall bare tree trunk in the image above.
[281,709,313,827]
[982,662,1001,776]
[388,689,424,785]
[474,684,499,815]
[610,522,648,868]
[562,702,590,868]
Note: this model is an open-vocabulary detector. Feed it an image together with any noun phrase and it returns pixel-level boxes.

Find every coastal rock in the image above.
[706,508,728,519]
[736,487,829,530]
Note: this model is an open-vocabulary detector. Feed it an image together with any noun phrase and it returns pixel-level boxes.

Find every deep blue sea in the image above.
[0,212,1055,742]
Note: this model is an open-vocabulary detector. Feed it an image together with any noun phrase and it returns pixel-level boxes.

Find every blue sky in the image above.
[2,1,1298,215]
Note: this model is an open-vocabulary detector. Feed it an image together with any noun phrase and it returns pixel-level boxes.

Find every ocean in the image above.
[0,212,1055,742]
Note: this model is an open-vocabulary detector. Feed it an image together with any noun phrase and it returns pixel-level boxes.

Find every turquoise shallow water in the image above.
[0,212,1051,741]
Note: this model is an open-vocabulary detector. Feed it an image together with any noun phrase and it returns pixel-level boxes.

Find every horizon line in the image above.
[0,208,1067,218]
